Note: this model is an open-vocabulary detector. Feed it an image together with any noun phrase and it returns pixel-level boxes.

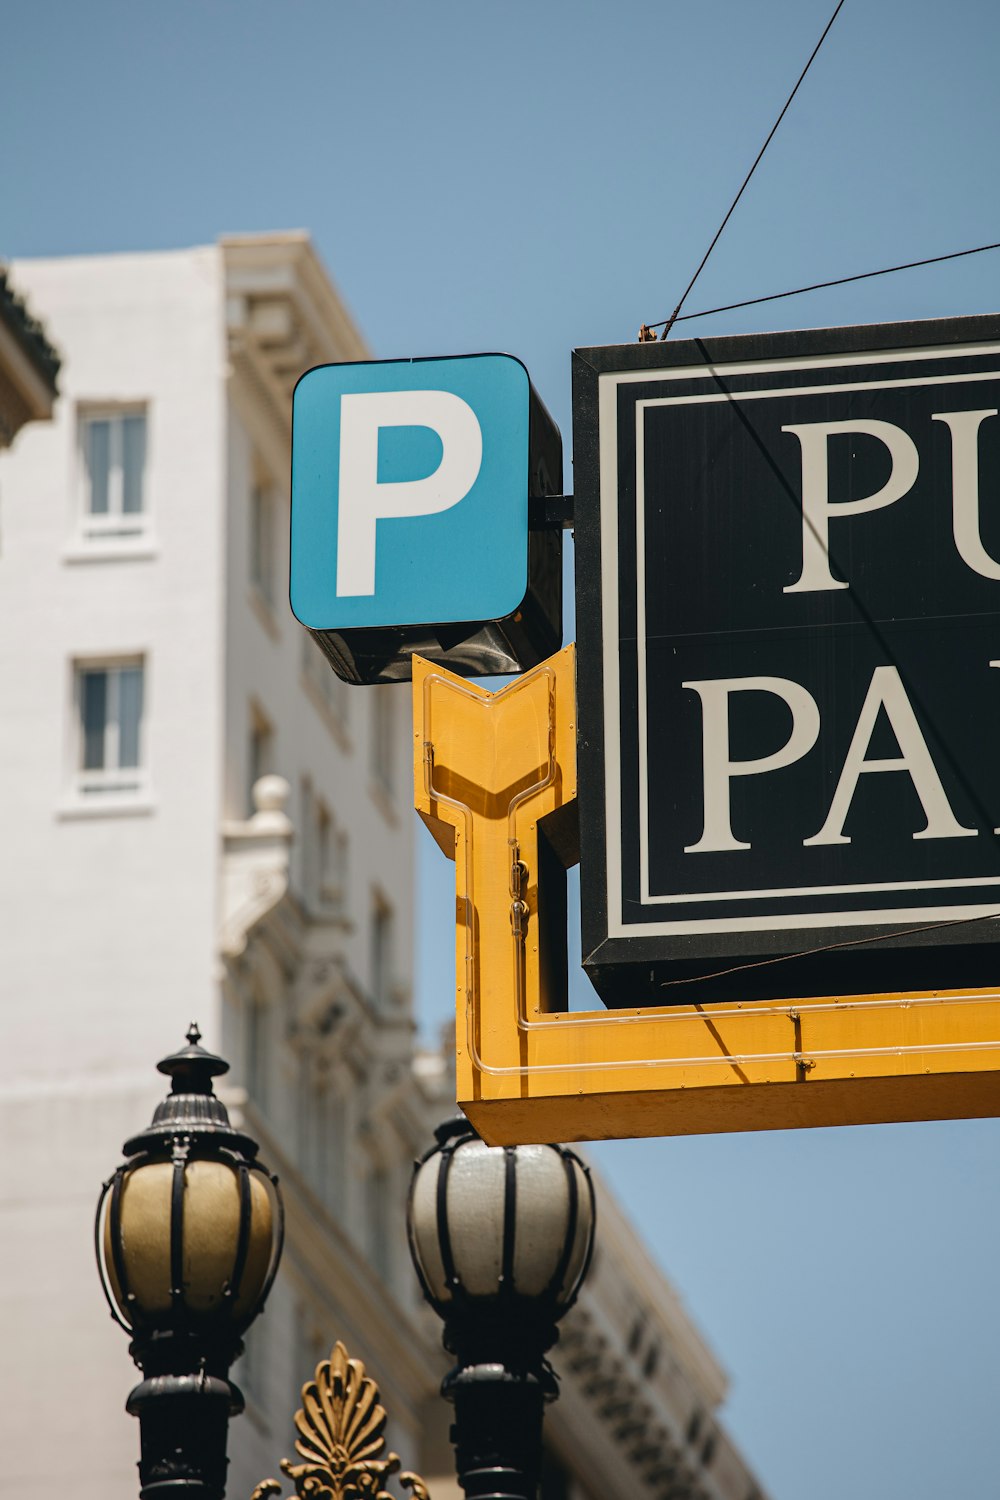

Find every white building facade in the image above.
[0,238,770,1500]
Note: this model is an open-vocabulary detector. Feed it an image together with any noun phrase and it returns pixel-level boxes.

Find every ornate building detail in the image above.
[251,1341,430,1500]
[221,776,294,958]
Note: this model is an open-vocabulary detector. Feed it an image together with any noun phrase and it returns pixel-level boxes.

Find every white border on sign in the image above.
[598,341,1000,939]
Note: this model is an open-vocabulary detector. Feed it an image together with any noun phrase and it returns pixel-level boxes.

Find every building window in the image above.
[372,688,394,795]
[74,659,145,795]
[301,779,350,917]
[319,807,350,914]
[250,483,277,605]
[79,408,147,537]
[248,705,274,815]
[370,894,394,1009]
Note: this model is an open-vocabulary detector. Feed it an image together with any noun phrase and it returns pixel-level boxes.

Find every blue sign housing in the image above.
[289,352,563,686]
[291,354,531,631]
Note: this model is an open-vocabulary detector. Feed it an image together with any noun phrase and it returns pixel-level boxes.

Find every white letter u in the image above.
[933,408,1000,580]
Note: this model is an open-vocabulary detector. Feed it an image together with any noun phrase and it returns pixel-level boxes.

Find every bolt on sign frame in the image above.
[414,312,1000,1146]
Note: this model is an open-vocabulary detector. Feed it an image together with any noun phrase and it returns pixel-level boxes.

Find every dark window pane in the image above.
[81,672,107,769]
[86,421,110,514]
[118,667,143,768]
[122,415,146,514]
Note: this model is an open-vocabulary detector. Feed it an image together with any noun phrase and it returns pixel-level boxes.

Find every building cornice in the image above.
[221,233,369,478]
[0,268,60,384]
[0,269,60,447]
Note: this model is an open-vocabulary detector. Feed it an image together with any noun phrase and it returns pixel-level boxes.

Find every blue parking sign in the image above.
[290,353,563,684]
[292,354,533,630]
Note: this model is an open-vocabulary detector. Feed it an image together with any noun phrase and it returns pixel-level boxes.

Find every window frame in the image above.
[301,779,348,916]
[77,405,150,541]
[71,656,148,800]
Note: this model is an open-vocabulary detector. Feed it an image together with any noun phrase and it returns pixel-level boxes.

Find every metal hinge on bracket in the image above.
[510,840,529,940]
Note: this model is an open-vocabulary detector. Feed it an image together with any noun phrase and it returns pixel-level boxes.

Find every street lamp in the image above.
[406,1117,595,1500]
[96,1025,284,1500]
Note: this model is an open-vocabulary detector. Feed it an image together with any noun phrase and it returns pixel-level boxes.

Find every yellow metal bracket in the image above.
[413,647,1000,1146]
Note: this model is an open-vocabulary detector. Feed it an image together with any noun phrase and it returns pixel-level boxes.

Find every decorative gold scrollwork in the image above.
[251,1342,430,1500]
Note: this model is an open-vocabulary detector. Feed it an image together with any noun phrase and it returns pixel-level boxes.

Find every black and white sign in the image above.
[573,314,1000,1003]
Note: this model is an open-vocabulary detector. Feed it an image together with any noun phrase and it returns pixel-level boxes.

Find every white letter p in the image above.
[336,390,483,597]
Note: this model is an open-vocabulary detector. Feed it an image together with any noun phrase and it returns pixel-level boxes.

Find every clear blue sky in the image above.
[7,3,1000,1496]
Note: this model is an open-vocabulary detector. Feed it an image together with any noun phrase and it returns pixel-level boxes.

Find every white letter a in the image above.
[805,666,976,846]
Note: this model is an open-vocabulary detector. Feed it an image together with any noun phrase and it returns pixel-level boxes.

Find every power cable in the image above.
[645,240,1000,333]
[659,906,1000,993]
[643,0,845,343]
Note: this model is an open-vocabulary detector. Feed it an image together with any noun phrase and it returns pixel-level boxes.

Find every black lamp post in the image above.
[406,1117,595,1500]
[95,1026,284,1500]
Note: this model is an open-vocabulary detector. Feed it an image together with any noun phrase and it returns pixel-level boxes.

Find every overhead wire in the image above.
[647,240,1000,332]
[642,0,845,342]
[658,907,1000,993]
[631,0,998,997]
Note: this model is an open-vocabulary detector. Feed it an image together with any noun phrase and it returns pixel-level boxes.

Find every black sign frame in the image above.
[573,313,1000,1007]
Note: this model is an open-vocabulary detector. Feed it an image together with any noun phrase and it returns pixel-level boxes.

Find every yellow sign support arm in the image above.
[414,649,1000,1146]
[412,646,578,1109]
